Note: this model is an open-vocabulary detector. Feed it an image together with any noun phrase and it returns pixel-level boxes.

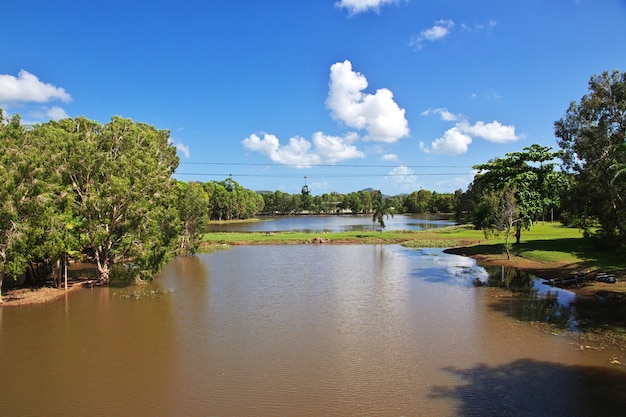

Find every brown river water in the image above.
[1,245,625,416]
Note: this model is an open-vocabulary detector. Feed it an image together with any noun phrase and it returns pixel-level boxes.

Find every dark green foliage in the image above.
[0,113,182,287]
[176,181,208,255]
[555,70,626,251]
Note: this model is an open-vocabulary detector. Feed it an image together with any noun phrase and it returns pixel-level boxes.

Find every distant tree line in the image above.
[255,188,462,217]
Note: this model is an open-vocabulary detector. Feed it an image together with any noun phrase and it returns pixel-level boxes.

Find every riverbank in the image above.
[0,279,90,307]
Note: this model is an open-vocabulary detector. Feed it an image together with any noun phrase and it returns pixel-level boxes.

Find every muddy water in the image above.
[1,245,625,416]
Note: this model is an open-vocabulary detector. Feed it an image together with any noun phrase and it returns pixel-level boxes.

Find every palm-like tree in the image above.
[372,198,393,233]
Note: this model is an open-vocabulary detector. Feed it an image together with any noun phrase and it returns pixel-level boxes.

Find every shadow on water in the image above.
[430,358,626,417]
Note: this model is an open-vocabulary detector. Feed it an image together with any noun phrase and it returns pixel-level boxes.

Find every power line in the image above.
[175,172,470,178]
[178,161,473,169]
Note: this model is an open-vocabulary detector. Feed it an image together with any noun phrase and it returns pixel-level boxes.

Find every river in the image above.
[2,244,625,416]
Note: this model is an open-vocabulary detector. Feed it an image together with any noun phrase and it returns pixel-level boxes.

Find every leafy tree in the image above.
[26,121,81,288]
[359,190,373,214]
[471,145,565,244]
[175,181,208,255]
[343,192,364,214]
[372,196,394,232]
[554,70,626,248]
[53,116,180,284]
[0,111,31,300]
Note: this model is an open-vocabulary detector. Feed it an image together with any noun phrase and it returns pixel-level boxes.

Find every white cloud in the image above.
[0,70,71,103]
[326,60,409,143]
[381,153,398,161]
[421,107,459,122]
[421,127,473,155]
[336,0,400,15]
[457,120,519,143]
[242,132,365,167]
[168,137,191,158]
[27,106,70,122]
[411,18,496,51]
[411,19,454,50]
[421,109,521,155]
[175,143,191,158]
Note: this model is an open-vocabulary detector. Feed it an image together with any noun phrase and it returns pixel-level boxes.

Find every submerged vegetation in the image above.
[113,288,174,300]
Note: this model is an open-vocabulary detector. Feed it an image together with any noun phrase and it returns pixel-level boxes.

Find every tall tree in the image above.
[0,111,30,300]
[372,196,393,232]
[54,116,180,284]
[555,70,626,248]
[175,181,208,256]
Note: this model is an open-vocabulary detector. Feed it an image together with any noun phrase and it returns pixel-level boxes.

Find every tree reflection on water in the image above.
[480,265,626,336]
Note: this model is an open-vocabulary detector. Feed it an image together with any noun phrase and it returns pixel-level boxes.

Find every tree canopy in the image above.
[555,70,626,249]
[470,144,566,244]
[0,113,181,289]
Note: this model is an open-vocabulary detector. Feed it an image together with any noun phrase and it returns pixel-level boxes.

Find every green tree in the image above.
[372,196,394,232]
[0,112,31,300]
[471,145,565,244]
[175,181,208,255]
[555,70,626,248]
[55,116,180,284]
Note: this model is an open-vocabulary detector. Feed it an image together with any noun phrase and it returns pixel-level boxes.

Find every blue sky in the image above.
[2,0,626,195]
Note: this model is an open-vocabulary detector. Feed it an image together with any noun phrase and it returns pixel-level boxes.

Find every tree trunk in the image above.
[63,254,68,291]
[96,262,110,285]
[94,249,110,285]
[515,223,522,244]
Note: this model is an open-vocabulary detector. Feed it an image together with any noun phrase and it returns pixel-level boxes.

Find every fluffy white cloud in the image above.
[421,108,521,155]
[411,19,454,50]
[421,127,472,155]
[381,153,398,161]
[242,132,364,167]
[0,70,71,103]
[457,120,520,143]
[336,0,400,15]
[326,60,409,143]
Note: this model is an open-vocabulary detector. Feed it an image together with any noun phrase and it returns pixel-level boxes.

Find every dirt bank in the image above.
[0,279,95,307]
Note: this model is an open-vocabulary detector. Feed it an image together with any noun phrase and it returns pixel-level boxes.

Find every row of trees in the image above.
[0,114,210,296]
[256,188,461,216]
